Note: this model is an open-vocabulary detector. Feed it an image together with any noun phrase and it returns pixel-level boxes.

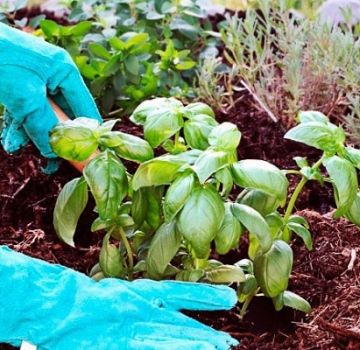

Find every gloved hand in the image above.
[0,23,101,158]
[0,246,238,350]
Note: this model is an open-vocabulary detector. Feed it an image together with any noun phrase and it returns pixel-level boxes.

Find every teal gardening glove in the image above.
[0,246,238,349]
[0,23,102,158]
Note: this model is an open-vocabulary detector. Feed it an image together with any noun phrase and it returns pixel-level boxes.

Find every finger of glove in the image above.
[130,279,237,311]
[129,317,238,350]
[1,112,29,153]
[52,64,102,122]
[23,98,60,158]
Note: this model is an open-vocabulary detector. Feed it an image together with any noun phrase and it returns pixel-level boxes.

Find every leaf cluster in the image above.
[50,99,360,316]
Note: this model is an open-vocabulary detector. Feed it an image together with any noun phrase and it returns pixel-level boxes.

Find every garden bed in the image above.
[0,94,359,350]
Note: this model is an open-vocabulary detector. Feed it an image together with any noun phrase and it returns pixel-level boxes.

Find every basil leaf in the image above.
[346,192,360,227]
[177,186,225,258]
[206,265,245,283]
[254,240,293,298]
[99,233,124,278]
[182,102,215,119]
[84,150,128,220]
[184,115,218,150]
[345,147,360,169]
[147,221,181,279]
[324,156,358,217]
[215,167,234,197]
[298,111,329,124]
[145,186,164,231]
[215,203,243,255]
[100,131,153,163]
[273,291,311,313]
[131,188,148,227]
[50,118,99,161]
[53,177,88,247]
[232,160,288,204]
[144,109,184,148]
[287,222,313,250]
[132,155,188,190]
[231,203,272,253]
[193,149,229,184]
[130,97,183,126]
[164,172,196,222]
[208,122,241,151]
[284,121,345,153]
[236,189,280,216]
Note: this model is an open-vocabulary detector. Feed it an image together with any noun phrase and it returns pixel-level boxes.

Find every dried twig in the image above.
[241,80,278,123]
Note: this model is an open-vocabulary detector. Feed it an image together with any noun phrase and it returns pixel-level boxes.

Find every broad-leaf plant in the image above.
[51,99,360,317]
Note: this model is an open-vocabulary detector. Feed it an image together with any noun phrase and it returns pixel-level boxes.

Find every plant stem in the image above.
[284,176,308,222]
[284,156,324,221]
[239,287,260,319]
[195,258,206,270]
[174,131,180,148]
[118,227,134,280]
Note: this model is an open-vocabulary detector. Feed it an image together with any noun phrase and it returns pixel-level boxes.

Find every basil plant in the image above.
[51,99,360,318]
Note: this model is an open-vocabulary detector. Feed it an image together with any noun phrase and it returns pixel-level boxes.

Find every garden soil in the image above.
[0,95,359,350]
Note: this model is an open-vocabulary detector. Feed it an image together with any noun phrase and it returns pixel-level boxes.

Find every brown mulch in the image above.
[0,95,359,350]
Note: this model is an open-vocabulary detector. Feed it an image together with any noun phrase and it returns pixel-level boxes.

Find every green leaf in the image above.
[183,115,217,150]
[345,147,360,169]
[40,19,59,37]
[346,192,360,227]
[146,221,181,279]
[215,203,243,255]
[176,269,205,282]
[206,265,245,283]
[132,155,188,190]
[273,291,311,313]
[284,121,345,153]
[287,222,313,250]
[231,203,272,253]
[265,212,285,238]
[144,109,183,148]
[99,131,153,163]
[53,177,88,247]
[131,188,148,227]
[99,233,124,278]
[298,111,329,124]
[123,32,149,49]
[182,102,215,119]
[232,160,288,204]
[324,156,358,217]
[288,215,309,228]
[144,186,164,231]
[124,55,140,75]
[164,172,196,222]
[208,122,241,151]
[236,189,280,216]
[88,43,111,60]
[254,240,293,298]
[193,149,229,184]
[130,97,183,125]
[69,21,92,36]
[177,186,225,258]
[215,167,234,197]
[109,37,126,50]
[175,60,196,70]
[50,118,99,161]
[84,151,128,220]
